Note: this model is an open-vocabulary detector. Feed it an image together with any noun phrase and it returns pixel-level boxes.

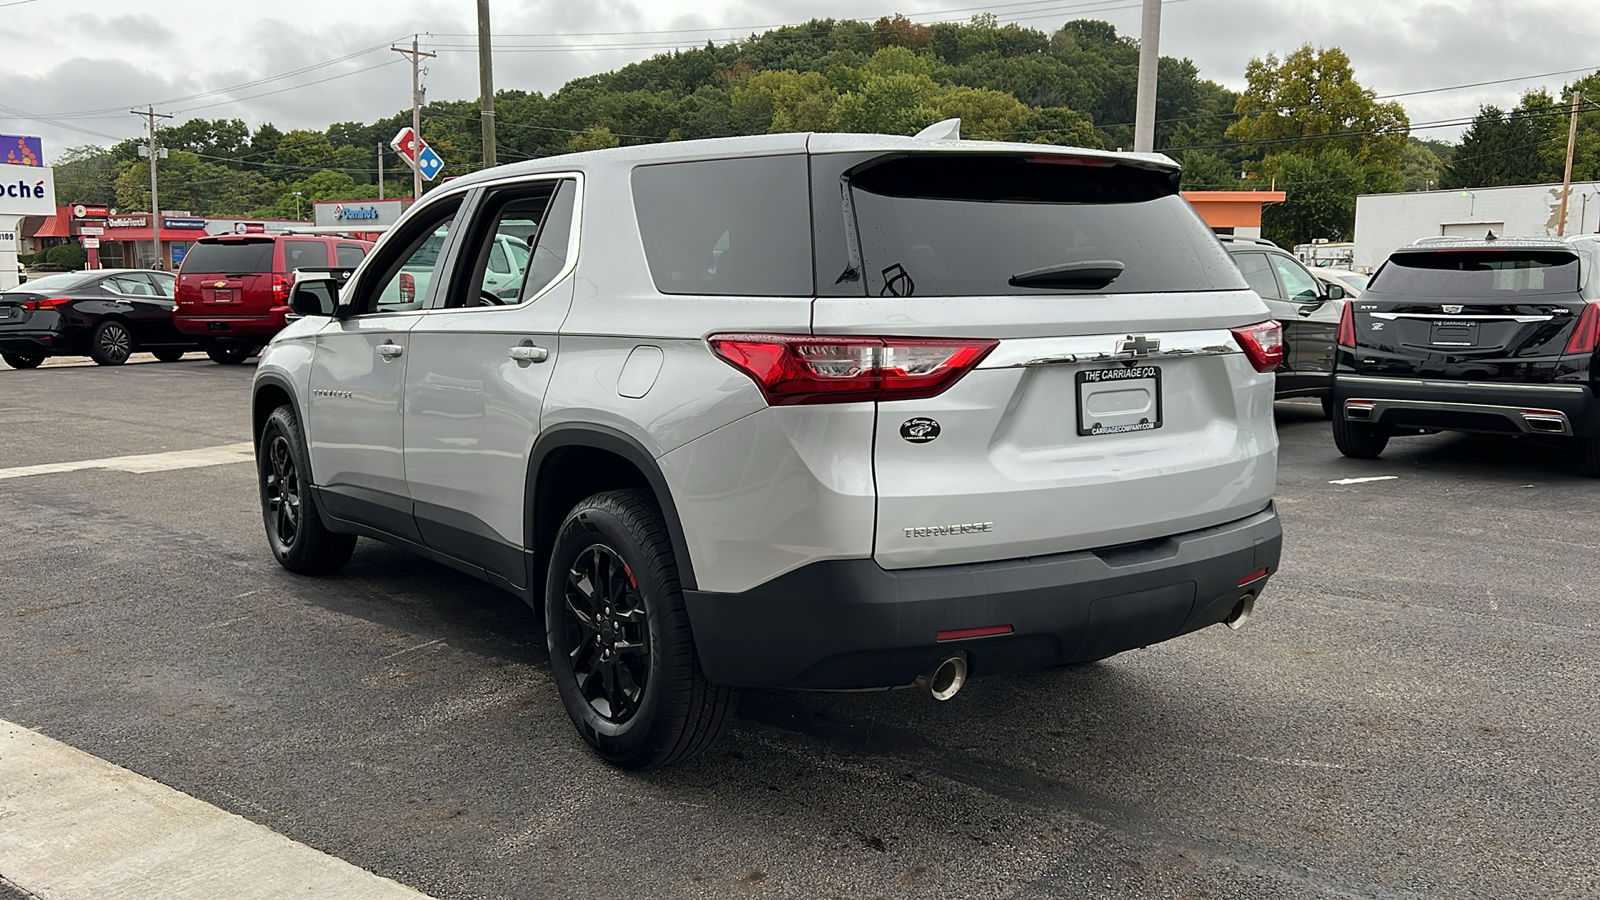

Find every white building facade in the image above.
[1354,181,1600,271]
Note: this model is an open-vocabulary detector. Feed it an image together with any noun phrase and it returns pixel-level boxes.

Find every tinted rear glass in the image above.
[847,155,1245,296]
[284,240,329,270]
[632,155,813,296]
[1,270,101,294]
[1371,250,1580,297]
[181,241,274,274]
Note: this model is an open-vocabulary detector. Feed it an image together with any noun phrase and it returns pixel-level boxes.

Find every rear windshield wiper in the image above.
[1008,260,1125,290]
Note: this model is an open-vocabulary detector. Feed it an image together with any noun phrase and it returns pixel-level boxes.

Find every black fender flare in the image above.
[526,423,698,592]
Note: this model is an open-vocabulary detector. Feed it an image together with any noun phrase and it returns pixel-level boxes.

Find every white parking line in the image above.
[1328,475,1400,485]
[0,443,254,480]
[0,720,433,900]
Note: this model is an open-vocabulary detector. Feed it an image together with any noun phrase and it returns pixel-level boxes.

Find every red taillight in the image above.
[271,273,291,303]
[1230,320,1284,373]
[708,334,999,405]
[1565,303,1600,355]
[398,273,415,304]
[1337,300,1357,348]
[20,297,72,310]
[937,625,1014,642]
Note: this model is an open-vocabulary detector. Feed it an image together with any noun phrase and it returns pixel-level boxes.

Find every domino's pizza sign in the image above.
[334,204,380,221]
[0,165,55,216]
[314,198,409,228]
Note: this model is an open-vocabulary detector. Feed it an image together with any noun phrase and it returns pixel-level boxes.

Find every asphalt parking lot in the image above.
[2,356,1596,900]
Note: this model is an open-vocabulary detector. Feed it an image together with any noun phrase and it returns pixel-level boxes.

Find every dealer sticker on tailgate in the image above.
[1077,366,1163,436]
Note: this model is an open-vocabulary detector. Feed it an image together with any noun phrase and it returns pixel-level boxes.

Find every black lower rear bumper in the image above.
[683,504,1282,690]
[1334,375,1600,438]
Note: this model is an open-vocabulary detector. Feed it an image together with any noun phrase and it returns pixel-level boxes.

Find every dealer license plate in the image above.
[1077,366,1163,436]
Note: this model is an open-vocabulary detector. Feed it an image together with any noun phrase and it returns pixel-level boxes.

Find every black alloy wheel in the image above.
[2,352,44,369]
[152,348,186,362]
[546,489,736,769]
[89,320,133,366]
[562,543,652,725]
[257,405,356,574]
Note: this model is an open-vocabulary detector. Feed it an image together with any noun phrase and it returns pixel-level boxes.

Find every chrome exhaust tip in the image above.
[1225,595,1255,631]
[916,653,968,701]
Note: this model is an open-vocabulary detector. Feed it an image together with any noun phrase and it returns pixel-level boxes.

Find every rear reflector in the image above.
[1237,567,1269,586]
[709,334,998,405]
[1230,320,1284,373]
[1564,303,1599,355]
[936,625,1014,642]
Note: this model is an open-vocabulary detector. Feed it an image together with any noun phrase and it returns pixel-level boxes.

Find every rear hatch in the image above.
[810,151,1280,569]
[177,237,277,315]
[1343,247,1589,383]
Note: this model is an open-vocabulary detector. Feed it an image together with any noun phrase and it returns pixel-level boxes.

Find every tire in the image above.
[1320,395,1335,419]
[2,352,44,369]
[88,319,133,366]
[1332,407,1390,459]
[206,345,253,365]
[151,348,185,363]
[1580,437,1600,478]
[545,489,736,770]
[258,405,356,574]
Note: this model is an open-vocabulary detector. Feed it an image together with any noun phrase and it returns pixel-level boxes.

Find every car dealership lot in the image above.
[1,360,1596,899]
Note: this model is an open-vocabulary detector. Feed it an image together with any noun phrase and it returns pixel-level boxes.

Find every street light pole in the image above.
[1133,0,1162,153]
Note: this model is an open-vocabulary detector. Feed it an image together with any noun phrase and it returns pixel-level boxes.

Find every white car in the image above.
[252,130,1284,768]
[1314,268,1368,297]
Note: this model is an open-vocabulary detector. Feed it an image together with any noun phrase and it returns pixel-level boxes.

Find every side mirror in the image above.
[1325,283,1347,301]
[288,278,338,318]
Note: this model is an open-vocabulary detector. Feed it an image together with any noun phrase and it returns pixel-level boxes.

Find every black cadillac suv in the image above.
[1330,236,1600,475]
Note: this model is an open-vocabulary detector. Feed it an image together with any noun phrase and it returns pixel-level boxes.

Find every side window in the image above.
[336,243,366,267]
[446,179,576,308]
[1272,254,1321,303]
[354,198,462,314]
[1234,252,1283,301]
[142,272,176,297]
[284,240,330,271]
[107,275,153,296]
[631,155,811,296]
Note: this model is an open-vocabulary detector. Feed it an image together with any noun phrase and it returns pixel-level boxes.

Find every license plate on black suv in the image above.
[1077,366,1163,436]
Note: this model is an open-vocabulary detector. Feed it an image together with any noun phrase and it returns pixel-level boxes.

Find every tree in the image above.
[566,126,620,153]
[729,70,837,134]
[1228,45,1409,170]
[831,71,943,135]
[1440,92,1564,189]
[936,86,1029,140]
[51,145,125,208]
[1258,148,1399,246]
[1400,139,1444,191]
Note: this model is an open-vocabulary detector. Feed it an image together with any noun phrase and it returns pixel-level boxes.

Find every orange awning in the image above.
[1182,191,1287,229]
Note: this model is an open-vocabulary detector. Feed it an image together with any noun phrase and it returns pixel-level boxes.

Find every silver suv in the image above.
[252,131,1284,769]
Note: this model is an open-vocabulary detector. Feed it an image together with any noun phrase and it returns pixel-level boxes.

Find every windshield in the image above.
[1371,250,1579,297]
[847,155,1245,296]
[3,270,100,294]
[181,241,275,274]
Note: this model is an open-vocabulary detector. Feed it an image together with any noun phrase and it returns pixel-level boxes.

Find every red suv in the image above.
[174,234,373,363]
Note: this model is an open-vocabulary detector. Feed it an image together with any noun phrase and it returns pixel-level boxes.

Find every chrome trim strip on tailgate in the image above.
[1367,313,1554,323]
[977,329,1241,369]
[1338,374,1587,393]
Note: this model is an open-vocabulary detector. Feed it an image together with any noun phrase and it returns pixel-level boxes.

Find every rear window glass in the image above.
[2,270,100,293]
[848,155,1244,296]
[181,241,274,274]
[632,155,812,296]
[1371,250,1580,297]
[284,240,329,271]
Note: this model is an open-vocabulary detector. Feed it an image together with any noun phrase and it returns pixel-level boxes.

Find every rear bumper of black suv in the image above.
[683,504,1282,690]
[1334,375,1600,438]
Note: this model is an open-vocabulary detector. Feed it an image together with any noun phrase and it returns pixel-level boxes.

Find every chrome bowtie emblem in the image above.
[1442,305,1464,314]
[1118,335,1160,357]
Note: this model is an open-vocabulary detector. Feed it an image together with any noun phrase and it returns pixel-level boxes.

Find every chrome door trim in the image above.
[1337,374,1587,393]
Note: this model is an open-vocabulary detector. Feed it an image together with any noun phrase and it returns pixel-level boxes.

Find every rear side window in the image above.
[180,241,273,274]
[632,155,812,296]
[846,155,1244,296]
[284,240,330,271]
[336,244,366,267]
[1371,250,1580,297]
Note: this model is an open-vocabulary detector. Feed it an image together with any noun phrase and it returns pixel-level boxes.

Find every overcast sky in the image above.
[4,0,1597,162]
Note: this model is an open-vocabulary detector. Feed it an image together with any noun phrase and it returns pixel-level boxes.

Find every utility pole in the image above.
[391,36,436,200]
[131,105,172,269]
[377,143,385,199]
[1133,0,1162,153]
[477,0,497,168]
[1558,90,1582,236]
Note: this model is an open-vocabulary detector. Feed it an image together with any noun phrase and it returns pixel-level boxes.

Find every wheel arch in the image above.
[527,424,698,594]
[252,373,306,460]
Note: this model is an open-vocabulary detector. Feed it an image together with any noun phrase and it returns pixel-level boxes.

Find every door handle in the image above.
[377,342,404,360]
[508,344,549,363]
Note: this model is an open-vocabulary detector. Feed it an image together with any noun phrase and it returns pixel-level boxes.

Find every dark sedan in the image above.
[0,269,198,368]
